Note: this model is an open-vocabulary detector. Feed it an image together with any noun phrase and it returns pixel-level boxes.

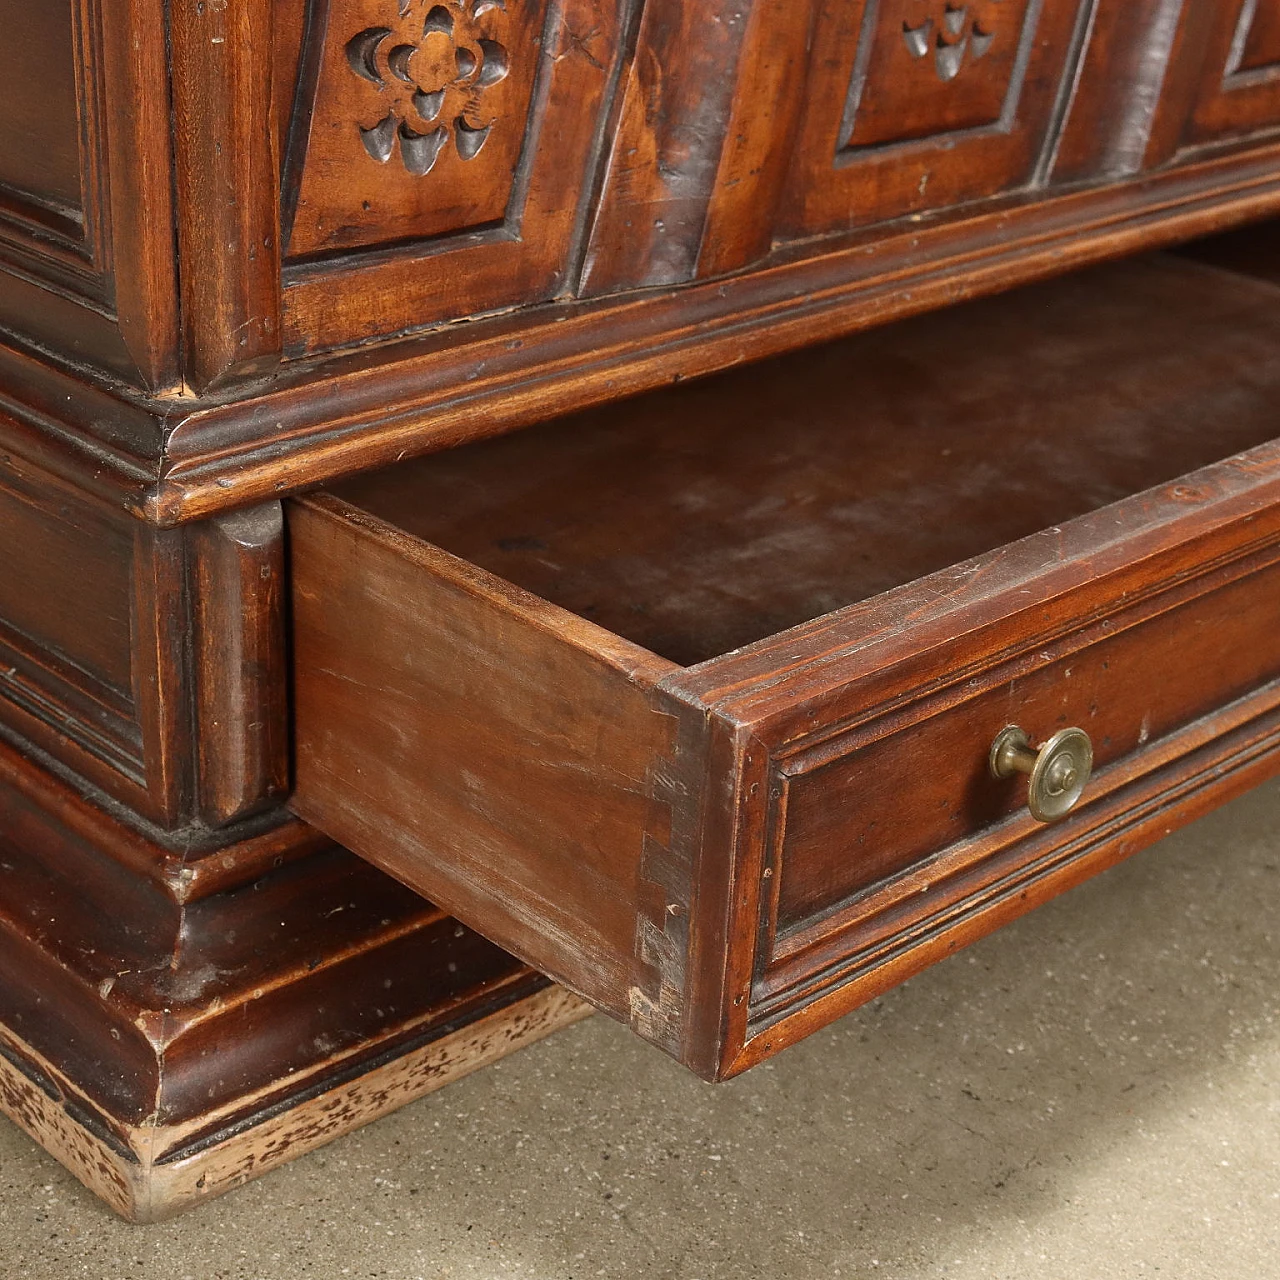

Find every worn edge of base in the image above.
[0,984,592,1223]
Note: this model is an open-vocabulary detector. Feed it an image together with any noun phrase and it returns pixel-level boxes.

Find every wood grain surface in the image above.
[1,0,1280,413]
[331,254,1280,665]
[6,0,1280,1214]
[290,493,685,1022]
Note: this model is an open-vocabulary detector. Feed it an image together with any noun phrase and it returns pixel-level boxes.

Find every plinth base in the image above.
[0,738,590,1221]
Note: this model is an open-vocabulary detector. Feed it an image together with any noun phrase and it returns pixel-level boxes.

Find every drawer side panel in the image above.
[289,494,681,1021]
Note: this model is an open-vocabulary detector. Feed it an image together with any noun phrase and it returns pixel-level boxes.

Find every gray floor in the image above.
[4,781,1280,1280]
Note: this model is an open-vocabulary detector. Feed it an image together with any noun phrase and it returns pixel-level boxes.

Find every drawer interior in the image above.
[331,247,1280,669]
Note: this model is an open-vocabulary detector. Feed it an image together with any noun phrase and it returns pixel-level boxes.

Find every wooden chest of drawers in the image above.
[0,0,1279,1220]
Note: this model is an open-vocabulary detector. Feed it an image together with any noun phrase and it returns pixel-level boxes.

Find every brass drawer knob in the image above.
[989,725,1093,823]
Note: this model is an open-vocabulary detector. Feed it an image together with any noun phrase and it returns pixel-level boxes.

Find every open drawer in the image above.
[289,246,1280,1080]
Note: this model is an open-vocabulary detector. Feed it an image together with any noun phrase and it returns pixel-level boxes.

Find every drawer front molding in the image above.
[777,0,1091,239]
[750,539,1280,1028]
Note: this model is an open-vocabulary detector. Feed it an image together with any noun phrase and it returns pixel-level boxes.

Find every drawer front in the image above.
[1153,0,1280,159]
[774,0,1090,241]
[753,538,1280,1030]
[694,0,1280,283]
[671,446,1280,1072]
[275,0,624,352]
[771,559,1280,933]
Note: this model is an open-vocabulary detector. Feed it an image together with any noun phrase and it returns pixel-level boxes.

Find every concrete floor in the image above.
[3,780,1280,1279]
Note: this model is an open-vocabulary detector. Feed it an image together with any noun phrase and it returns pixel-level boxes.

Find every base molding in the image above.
[0,734,590,1221]
[0,985,588,1222]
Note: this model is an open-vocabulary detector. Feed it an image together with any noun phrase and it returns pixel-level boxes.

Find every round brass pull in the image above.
[989,725,1093,824]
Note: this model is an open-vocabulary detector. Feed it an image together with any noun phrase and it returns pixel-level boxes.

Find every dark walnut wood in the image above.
[0,446,286,827]
[4,0,1280,1220]
[291,251,1280,1079]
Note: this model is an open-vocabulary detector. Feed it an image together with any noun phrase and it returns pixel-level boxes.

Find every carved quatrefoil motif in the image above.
[903,3,995,82]
[345,0,510,175]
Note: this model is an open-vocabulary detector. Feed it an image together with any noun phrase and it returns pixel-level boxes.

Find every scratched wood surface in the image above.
[0,731,586,1221]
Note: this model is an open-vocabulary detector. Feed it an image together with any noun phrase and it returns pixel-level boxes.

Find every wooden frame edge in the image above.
[153,143,1280,524]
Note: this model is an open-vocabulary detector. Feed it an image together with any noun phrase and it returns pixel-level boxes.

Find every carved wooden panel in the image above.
[842,0,1037,150]
[1235,1,1280,74]
[575,0,761,296]
[1048,0,1187,183]
[775,0,1091,241]
[278,0,624,352]
[1201,0,1280,134]
[287,0,544,257]
[1153,0,1280,158]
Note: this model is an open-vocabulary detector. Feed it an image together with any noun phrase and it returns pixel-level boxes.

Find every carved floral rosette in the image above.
[345,0,511,176]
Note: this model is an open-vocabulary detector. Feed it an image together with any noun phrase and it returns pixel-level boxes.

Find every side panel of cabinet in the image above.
[0,457,140,798]
[0,453,287,829]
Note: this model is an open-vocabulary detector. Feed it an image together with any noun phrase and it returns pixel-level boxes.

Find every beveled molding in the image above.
[0,442,289,830]
[2,138,1280,529]
[0,733,590,1221]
